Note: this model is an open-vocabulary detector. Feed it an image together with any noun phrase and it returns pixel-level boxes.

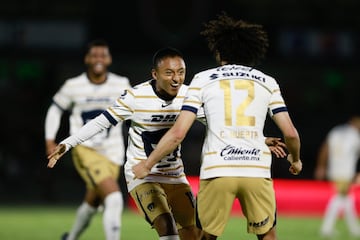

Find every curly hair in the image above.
[200,12,269,67]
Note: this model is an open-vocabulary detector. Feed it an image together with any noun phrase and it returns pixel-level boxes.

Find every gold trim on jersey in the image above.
[140,123,175,127]
[115,98,133,112]
[269,101,285,106]
[108,108,126,121]
[204,165,270,171]
[133,157,146,161]
[127,89,135,96]
[204,152,217,155]
[129,136,144,150]
[147,173,186,179]
[188,87,201,91]
[135,109,180,113]
[272,89,280,93]
[183,100,202,105]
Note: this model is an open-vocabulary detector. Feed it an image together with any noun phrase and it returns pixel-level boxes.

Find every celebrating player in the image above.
[45,39,131,240]
[132,12,302,240]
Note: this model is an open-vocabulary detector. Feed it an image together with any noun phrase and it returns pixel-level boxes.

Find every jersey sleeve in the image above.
[103,89,135,125]
[60,113,112,151]
[268,83,288,117]
[181,74,203,114]
[52,80,73,111]
[44,103,63,140]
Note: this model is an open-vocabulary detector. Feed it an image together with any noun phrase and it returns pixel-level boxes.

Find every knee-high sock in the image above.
[321,194,344,234]
[67,202,97,240]
[103,191,123,240]
[344,194,360,234]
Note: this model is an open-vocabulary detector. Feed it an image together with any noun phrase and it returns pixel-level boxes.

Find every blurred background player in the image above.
[44,39,131,240]
[315,115,360,237]
[132,12,302,240]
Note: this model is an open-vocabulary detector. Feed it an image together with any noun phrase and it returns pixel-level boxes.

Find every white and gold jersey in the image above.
[103,80,191,191]
[327,124,360,181]
[182,64,288,179]
[53,72,131,165]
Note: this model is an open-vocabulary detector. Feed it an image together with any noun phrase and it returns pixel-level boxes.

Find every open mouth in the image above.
[93,63,104,72]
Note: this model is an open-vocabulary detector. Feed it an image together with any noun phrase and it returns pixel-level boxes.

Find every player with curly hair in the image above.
[132,12,302,240]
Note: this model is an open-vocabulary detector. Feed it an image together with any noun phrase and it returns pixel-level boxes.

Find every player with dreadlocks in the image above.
[132,12,302,240]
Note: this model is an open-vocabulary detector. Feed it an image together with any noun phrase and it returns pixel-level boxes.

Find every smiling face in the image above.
[152,56,186,98]
[84,46,112,78]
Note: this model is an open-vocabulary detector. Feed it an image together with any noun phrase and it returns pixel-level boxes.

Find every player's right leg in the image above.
[130,182,179,239]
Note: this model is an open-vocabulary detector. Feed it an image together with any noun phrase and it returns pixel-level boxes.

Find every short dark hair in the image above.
[152,47,184,69]
[201,12,269,66]
[86,39,110,54]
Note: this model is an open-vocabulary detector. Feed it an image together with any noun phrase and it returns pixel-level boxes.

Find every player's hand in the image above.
[132,161,151,179]
[266,137,287,158]
[287,154,302,175]
[45,140,57,156]
[47,144,66,168]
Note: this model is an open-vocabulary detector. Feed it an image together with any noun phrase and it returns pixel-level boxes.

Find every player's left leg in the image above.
[165,183,201,240]
[65,190,99,240]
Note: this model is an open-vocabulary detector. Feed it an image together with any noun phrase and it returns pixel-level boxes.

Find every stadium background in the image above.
[0,0,359,209]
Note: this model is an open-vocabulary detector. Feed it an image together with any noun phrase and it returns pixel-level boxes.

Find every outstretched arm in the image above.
[132,110,197,179]
[47,113,113,168]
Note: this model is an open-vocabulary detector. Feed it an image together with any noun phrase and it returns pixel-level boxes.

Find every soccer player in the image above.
[132,12,303,240]
[48,47,201,240]
[314,115,360,237]
[44,39,131,240]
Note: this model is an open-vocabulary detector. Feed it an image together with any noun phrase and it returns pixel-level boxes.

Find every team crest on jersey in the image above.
[147,202,155,212]
[119,90,127,99]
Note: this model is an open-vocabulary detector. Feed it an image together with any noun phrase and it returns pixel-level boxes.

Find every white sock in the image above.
[321,194,344,235]
[67,202,97,240]
[103,191,123,240]
[159,235,180,240]
[344,194,360,234]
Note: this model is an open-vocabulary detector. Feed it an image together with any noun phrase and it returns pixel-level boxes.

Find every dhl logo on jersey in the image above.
[145,114,178,122]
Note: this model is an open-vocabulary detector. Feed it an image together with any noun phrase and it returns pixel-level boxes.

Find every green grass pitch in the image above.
[0,205,357,240]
